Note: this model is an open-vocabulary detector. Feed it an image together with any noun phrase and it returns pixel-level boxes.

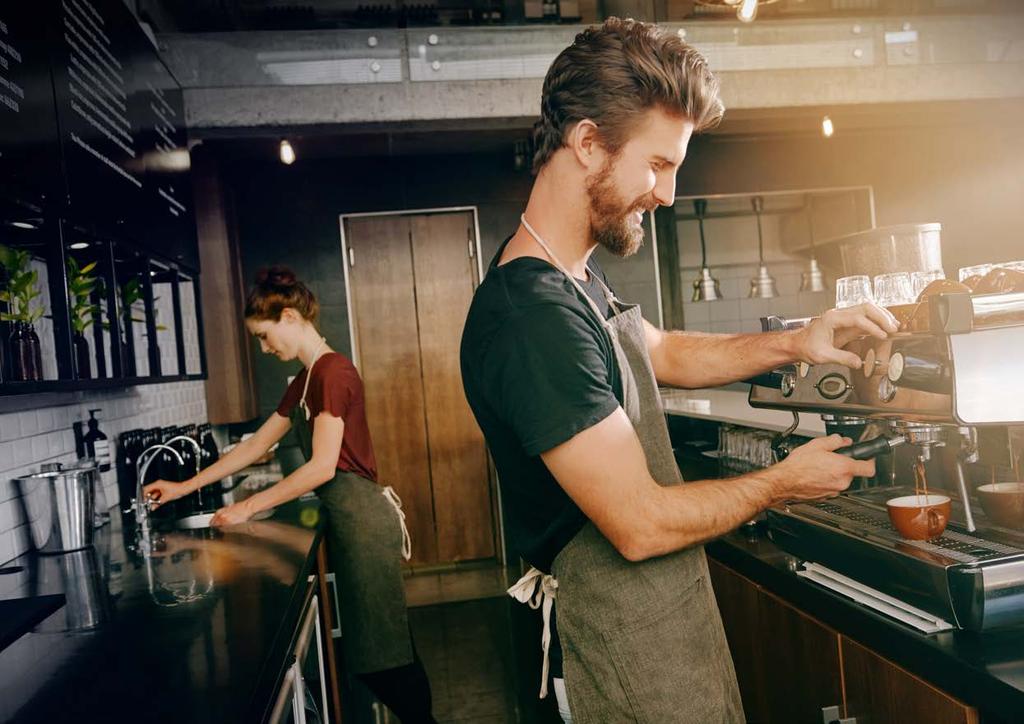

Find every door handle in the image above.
[325,572,342,638]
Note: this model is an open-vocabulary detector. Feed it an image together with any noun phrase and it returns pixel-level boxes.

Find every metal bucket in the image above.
[15,464,96,553]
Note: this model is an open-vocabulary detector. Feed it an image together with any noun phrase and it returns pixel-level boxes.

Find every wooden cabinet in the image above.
[708,558,977,724]
[191,148,257,424]
[842,638,978,724]
[709,560,843,723]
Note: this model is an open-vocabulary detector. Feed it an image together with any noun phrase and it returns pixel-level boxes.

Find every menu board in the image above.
[49,0,146,231]
[130,37,197,269]
[48,0,197,269]
[0,6,63,209]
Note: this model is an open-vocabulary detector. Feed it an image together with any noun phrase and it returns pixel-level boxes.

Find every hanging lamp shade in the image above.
[691,198,722,302]
[800,194,828,292]
[748,195,778,299]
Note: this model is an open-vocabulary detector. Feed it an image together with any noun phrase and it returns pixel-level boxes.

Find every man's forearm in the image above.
[654,329,802,388]
[625,468,783,561]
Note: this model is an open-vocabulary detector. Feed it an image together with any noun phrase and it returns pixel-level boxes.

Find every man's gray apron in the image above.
[290,347,414,674]
[509,216,744,723]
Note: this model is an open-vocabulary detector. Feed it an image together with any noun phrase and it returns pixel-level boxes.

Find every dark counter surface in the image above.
[0,496,325,723]
[707,525,1024,720]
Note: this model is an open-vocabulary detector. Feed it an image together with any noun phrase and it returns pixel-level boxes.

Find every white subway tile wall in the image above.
[679,261,832,333]
[0,381,207,565]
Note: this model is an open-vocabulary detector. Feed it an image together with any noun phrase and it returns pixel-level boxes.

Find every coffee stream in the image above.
[913,457,929,504]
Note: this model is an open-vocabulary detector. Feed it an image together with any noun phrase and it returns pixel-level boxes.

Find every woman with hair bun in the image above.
[145,265,436,723]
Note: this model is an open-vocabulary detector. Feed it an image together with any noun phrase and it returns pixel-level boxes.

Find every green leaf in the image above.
[80,261,97,275]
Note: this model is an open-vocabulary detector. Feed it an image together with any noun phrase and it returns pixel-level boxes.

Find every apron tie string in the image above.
[507,566,559,699]
[381,486,412,561]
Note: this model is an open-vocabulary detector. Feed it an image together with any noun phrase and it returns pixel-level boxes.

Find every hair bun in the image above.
[256,265,298,289]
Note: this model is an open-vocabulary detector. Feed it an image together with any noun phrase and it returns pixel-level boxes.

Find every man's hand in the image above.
[771,434,875,502]
[797,303,899,369]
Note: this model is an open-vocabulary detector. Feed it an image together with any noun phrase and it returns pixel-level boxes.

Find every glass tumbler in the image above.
[835,275,874,309]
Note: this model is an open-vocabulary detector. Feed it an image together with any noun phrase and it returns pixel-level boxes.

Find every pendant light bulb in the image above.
[737,0,758,23]
[279,139,296,165]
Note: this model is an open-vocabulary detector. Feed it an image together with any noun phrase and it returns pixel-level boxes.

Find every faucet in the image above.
[135,444,185,536]
[165,435,202,477]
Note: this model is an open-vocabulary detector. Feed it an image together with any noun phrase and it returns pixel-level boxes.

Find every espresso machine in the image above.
[747,227,1024,632]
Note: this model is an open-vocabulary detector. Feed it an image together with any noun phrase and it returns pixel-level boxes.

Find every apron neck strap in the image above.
[520,215,618,326]
[299,336,328,420]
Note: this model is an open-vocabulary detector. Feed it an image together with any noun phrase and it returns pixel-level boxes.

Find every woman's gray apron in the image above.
[512,216,744,723]
[289,371,413,674]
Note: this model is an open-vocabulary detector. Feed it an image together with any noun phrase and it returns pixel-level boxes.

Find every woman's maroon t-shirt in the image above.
[276,353,379,482]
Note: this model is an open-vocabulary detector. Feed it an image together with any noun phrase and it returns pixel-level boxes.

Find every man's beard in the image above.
[585,157,652,258]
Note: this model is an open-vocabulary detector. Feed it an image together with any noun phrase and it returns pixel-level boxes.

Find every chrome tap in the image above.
[135,444,184,535]
[165,435,202,477]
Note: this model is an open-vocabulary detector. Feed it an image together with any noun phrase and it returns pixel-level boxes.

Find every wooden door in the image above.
[410,213,494,562]
[345,214,438,563]
[344,211,494,565]
[841,637,978,724]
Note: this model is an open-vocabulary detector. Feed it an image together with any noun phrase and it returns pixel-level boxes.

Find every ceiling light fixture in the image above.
[799,194,828,293]
[691,198,722,302]
[822,115,835,138]
[69,242,90,250]
[737,0,758,22]
[279,139,296,165]
[749,196,778,299]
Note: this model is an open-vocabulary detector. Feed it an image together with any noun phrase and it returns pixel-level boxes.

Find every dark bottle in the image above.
[116,430,139,512]
[10,321,43,382]
[83,409,112,473]
[73,332,91,379]
[198,423,220,470]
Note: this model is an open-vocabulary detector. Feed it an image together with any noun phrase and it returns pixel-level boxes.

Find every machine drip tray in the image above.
[767,488,1024,630]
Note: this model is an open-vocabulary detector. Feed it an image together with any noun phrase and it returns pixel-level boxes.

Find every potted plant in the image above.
[0,244,45,381]
[66,255,100,379]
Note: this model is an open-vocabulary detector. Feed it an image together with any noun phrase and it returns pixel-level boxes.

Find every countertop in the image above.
[0,494,325,723]
[707,525,1024,720]
[661,384,826,437]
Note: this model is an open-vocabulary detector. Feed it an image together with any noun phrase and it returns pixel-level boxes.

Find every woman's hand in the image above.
[143,480,191,508]
[210,500,257,527]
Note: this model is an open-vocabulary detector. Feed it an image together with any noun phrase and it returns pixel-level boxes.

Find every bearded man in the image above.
[460,17,895,723]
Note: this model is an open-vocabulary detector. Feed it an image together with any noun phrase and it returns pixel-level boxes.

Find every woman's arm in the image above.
[211,412,343,525]
[145,413,292,504]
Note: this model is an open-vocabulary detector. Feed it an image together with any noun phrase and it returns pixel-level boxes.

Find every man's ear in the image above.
[568,119,604,171]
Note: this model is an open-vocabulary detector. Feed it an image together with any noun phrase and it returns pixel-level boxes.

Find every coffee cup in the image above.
[977,483,1024,528]
[886,494,951,540]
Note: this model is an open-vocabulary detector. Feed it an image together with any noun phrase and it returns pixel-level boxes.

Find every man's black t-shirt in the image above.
[460,238,622,574]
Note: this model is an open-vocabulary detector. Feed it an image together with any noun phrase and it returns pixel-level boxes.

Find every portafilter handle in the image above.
[835,435,907,461]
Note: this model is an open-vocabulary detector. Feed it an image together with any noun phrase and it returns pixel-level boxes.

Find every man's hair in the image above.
[532,17,724,173]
